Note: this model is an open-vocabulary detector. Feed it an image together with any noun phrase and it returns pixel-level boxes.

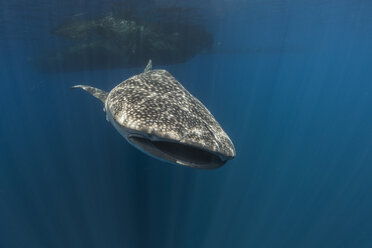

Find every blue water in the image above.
[1,0,372,247]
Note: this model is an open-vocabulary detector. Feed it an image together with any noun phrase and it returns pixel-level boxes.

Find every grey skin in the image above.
[73,60,235,169]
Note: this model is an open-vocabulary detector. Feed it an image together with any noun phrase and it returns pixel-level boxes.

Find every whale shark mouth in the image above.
[128,136,228,169]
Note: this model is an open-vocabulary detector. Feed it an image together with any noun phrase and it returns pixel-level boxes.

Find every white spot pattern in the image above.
[106,69,235,157]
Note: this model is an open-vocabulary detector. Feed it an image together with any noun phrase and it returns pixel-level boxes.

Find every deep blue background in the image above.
[1,0,372,247]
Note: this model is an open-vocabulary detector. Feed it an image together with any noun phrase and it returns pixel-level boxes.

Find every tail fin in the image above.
[72,85,108,103]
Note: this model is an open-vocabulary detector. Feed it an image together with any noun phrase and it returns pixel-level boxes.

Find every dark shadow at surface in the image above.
[36,4,213,73]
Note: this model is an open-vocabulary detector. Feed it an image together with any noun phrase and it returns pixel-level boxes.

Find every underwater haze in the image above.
[1,0,372,247]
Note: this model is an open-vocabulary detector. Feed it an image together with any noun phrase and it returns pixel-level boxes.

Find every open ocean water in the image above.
[1,0,372,247]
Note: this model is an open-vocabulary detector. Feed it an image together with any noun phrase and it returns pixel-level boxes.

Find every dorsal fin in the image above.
[72,85,108,103]
[144,59,152,72]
